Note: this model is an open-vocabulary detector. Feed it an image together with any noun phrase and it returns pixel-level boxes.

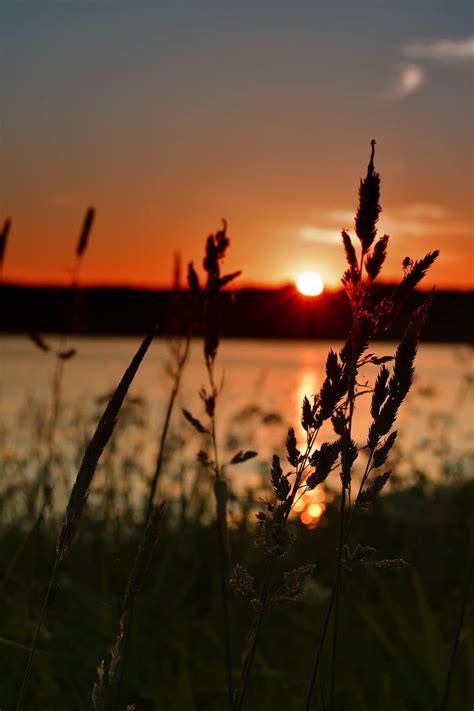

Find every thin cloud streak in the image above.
[382,63,426,101]
[326,204,448,224]
[383,36,474,103]
[298,225,340,245]
[404,36,474,61]
[296,203,469,246]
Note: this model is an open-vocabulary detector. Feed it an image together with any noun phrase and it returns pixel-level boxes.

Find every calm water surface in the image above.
[1,336,472,496]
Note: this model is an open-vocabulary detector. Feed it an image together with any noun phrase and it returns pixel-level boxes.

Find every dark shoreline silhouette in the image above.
[1,283,472,342]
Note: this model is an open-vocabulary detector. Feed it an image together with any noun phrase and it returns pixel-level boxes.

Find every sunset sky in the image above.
[1,1,473,290]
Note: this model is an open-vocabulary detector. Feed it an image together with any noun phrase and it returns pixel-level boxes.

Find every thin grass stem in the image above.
[233,425,322,709]
[303,450,374,710]
[231,560,274,711]
[328,485,346,711]
[146,337,190,520]
[208,362,233,708]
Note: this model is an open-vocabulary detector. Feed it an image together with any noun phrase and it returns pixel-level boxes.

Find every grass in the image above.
[229,142,440,710]
[0,143,472,710]
[0,470,472,709]
[15,329,156,709]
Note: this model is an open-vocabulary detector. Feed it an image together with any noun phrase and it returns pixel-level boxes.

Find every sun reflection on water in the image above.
[294,356,321,435]
[297,486,326,528]
[293,358,328,528]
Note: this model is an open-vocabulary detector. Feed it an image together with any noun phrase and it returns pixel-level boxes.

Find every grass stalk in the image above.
[303,450,375,710]
[304,142,437,710]
[4,210,95,586]
[328,486,346,711]
[145,336,190,520]
[185,223,241,706]
[116,342,190,696]
[117,303,192,696]
[231,560,274,711]
[232,425,323,708]
[15,330,154,708]
[208,360,233,708]
[328,376,356,709]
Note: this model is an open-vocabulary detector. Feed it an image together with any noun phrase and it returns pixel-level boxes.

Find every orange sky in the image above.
[1,3,473,290]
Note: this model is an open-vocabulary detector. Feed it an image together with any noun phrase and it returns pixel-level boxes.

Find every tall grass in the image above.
[47,207,96,468]
[145,275,194,520]
[231,141,438,710]
[2,209,95,591]
[105,274,195,701]
[16,329,155,710]
[183,222,242,706]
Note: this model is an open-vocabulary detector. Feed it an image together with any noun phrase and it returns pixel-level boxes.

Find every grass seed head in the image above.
[57,330,155,559]
[76,207,95,258]
[0,217,11,269]
[355,139,381,254]
[341,229,360,283]
[365,234,389,281]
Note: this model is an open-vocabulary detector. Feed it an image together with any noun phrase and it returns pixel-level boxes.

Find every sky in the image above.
[1,1,473,290]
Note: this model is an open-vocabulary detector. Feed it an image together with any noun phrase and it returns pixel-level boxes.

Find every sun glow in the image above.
[298,488,326,528]
[296,271,324,296]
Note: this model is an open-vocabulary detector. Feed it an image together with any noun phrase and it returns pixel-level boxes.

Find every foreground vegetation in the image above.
[0,472,472,710]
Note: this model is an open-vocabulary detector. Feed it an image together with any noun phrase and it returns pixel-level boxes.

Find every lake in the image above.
[0,336,472,514]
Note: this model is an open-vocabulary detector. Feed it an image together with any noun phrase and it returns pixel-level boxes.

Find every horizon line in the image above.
[1,279,472,294]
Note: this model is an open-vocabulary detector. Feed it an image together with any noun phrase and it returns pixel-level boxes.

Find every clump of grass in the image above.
[16,329,155,711]
[231,141,439,710]
[307,142,438,710]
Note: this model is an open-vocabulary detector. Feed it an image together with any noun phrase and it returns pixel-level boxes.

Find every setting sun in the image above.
[296,271,324,296]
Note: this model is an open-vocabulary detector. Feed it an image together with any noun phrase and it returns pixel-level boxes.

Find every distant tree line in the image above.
[0,284,472,342]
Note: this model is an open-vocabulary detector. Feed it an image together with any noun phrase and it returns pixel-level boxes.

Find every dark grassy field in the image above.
[1,441,472,710]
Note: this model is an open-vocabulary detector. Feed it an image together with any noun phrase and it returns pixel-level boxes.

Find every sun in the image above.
[296,271,324,296]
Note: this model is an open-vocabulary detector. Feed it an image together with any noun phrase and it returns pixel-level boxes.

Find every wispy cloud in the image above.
[321,204,449,227]
[404,36,474,61]
[396,203,448,220]
[382,63,426,101]
[298,225,340,245]
[295,203,467,246]
[383,35,473,102]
